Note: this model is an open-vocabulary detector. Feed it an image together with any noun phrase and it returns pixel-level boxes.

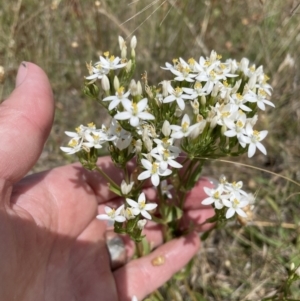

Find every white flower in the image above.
[151,148,182,171]
[202,186,226,209]
[97,205,126,223]
[182,81,208,100]
[244,124,268,158]
[225,181,248,197]
[160,180,173,199]
[229,92,252,112]
[163,86,193,110]
[137,219,147,230]
[83,129,114,149]
[244,89,275,111]
[121,180,134,195]
[114,98,155,127]
[170,114,200,139]
[138,158,172,187]
[97,52,127,70]
[224,111,248,147]
[126,192,157,220]
[60,137,83,154]
[85,62,109,81]
[108,118,132,150]
[103,86,131,110]
[223,192,249,219]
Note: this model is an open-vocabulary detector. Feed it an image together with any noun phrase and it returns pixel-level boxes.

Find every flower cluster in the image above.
[202,175,255,220]
[97,191,157,223]
[61,36,274,240]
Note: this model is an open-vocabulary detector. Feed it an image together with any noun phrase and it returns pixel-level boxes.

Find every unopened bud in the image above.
[211,82,220,97]
[101,74,110,91]
[221,125,227,135]
[129,79,138,96]
[121,47,127,60]
[174,108,182,117]
[137,219,147,230]
[121,180,134,195]
[131,48,136,59]
[136,81,142,95]
[144,136,153,152]
[160,80,170,97]
[130,35,137,49]
[113,76,120,91]
[162,120,171,137]
[126,59,132,73]
[134,139,142,153]
[201,95,206,106]
[118,36,126,51]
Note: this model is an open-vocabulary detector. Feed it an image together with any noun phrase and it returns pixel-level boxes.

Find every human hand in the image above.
[0,62,214,301]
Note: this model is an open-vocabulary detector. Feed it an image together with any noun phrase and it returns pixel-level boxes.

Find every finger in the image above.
[0,62,54,183]
[114,232,200,301]
[183,177,216,210]
[181,207,215,232]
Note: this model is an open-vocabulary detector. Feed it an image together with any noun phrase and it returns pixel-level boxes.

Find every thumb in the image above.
[0,62,54,183]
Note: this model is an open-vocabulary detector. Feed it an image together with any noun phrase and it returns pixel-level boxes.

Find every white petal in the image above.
[141,210,152,219]
[137,98,148,111]
[138,170,151,181]
[151,174,160,186]
[226,208,235,219]
[176,98,185,110]
[114,112,132,120]
[126,198,138,208]
[130,116,140,127]
[248,144,256,158]
[138,112,155,120]
[256,142,267,155]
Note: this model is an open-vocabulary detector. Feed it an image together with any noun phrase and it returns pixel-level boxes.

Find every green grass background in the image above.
[1,0,300,300]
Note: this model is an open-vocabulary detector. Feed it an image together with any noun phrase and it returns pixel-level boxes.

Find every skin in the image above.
[0,62,214,301]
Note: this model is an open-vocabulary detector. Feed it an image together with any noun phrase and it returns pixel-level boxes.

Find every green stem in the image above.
[95,166,119,189]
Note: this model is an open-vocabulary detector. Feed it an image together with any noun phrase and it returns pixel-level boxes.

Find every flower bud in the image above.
[160,80,170,98]
[113,76,120,91]
[134,139,142,153]
[118,36,125,51]
[130,36,137,49]
[221,125,227,135]
[121,180,134,195]
[129,79,138,96]
[175,108,182,117]
[201,95,206,106]
[121,47,127,60]
[137,219,147,230]
[162,120,171,137]
[101,74,110,91]
[126,59,132,73]
[137,81,142,95]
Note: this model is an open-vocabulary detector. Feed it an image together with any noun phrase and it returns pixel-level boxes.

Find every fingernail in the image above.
[16,62,28,87]
[106,233,126,270]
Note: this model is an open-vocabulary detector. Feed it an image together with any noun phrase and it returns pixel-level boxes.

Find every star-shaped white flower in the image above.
[126,192,157,220]
[223,192,249,219]
[202,186,226,209]
[244,123,268,158]
[114,98,155,127]
[96,205,126,223]
[138,158,172,186]
[163,86,193,110]
[170,114,200,139]
[103,86,131,111]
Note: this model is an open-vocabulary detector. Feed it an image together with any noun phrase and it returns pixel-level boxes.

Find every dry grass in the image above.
[1,0,300,300]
